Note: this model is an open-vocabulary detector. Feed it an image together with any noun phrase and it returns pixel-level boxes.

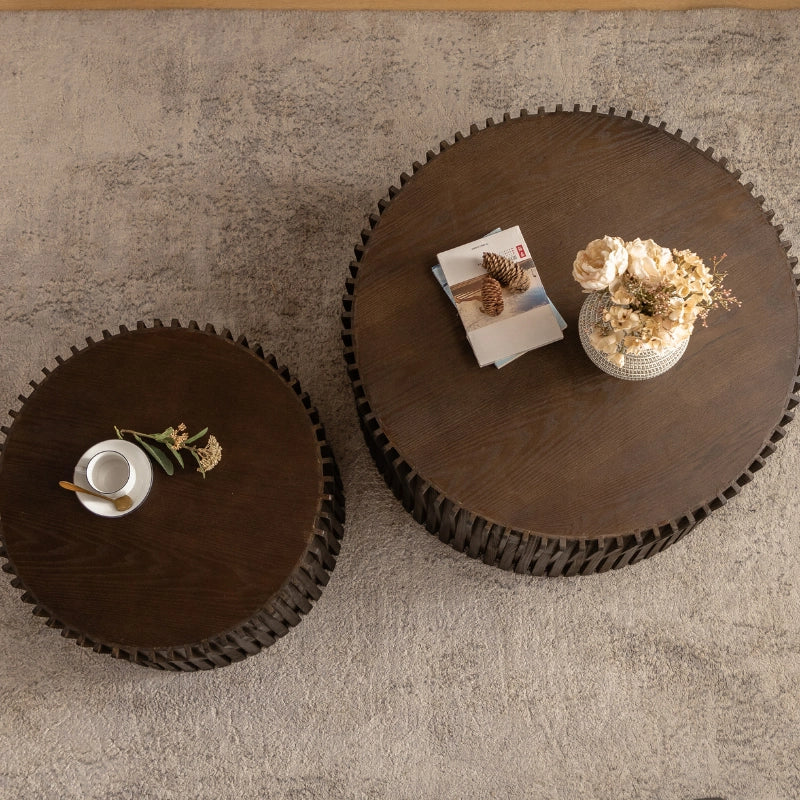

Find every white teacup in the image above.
[85,450,136,497]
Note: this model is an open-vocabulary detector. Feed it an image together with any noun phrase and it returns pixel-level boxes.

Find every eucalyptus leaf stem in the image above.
[115,423,222,476]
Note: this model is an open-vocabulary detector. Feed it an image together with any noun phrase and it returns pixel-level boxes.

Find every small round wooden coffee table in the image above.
[0,320,344,670]
[343,105,799,576]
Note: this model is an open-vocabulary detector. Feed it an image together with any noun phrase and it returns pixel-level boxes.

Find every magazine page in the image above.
[436,226,564,367]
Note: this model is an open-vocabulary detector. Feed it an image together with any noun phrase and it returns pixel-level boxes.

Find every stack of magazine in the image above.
[433,226,566,368]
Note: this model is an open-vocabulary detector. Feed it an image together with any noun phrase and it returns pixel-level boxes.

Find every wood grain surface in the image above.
[2,1,799,10]
[0,321,344,669]
[344,107,799,574]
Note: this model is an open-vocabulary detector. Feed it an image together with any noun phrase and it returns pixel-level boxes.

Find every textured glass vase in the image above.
[578,291,689,381]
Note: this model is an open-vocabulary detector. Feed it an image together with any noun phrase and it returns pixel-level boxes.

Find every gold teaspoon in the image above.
[59,480,133,512]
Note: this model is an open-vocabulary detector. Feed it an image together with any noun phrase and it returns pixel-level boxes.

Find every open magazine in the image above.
[434,227,566,367]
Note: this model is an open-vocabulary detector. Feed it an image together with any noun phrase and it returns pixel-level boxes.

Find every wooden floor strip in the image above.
[2,0,799,10]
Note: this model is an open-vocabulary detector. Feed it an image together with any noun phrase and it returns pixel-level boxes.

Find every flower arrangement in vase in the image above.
[573,236,739,379]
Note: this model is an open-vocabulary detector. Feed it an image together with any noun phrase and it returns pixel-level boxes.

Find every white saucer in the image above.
[73,439,154,518]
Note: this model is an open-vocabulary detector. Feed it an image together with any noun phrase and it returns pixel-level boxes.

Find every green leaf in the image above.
[134,434,174,476]
[184,427,208,445]
[151,428,174,443]
[169,447,185,468]
[189,448,205,476]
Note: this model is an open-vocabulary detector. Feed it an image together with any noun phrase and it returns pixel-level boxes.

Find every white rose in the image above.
[572,236,628,291]
[625,238,673,285]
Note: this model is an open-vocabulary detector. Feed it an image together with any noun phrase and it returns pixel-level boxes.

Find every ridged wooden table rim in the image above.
[342,105,799,576]
[0,320,345,670]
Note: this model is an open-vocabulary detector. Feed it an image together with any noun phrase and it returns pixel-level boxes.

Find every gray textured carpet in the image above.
[1,9,799,800]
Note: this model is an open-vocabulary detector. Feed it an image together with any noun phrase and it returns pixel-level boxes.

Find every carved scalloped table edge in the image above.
[341,103,800,578]
[0,318,346,671]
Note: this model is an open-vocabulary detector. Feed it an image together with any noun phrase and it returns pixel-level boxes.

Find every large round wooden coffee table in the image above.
[343,105,799,576]
[0,320,344,669]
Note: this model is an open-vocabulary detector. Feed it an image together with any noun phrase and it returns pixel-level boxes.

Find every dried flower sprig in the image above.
[689,253,741,326]
[114,423,222,477]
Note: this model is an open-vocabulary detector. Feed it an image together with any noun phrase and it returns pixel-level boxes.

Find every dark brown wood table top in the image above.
[0,320,344,670]
[343,106,800,576]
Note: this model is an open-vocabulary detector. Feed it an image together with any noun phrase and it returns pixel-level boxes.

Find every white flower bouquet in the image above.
[573,235,738,368]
